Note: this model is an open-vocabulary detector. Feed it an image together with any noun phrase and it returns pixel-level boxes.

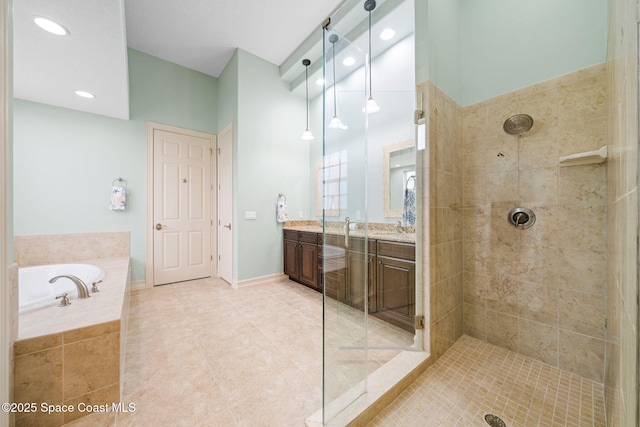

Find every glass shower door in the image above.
[321,28,369,424]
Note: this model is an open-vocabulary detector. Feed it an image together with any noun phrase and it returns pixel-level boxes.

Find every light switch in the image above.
[245,211,257,220]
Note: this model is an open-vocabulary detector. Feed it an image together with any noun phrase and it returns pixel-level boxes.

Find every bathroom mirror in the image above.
[383,139,416,218]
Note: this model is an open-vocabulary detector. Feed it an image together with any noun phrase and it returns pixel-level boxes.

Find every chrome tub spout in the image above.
[49,275,91,299]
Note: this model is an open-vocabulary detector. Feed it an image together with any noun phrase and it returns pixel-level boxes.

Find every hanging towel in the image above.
[402,187,416,226]
[110,186,126,211]
[276,200,288,223]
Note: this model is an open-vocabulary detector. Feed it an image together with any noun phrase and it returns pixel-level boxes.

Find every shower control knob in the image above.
[508,207,536,229]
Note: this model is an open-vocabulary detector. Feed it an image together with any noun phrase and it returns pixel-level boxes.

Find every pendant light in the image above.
[328,34,347,130]
[301,59,314,140]
[364,0,380,114]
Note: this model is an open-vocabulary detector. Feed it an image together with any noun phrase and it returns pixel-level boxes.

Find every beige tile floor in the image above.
[65,277,409,426]
[368,335,607,427]
[65,278,607,427]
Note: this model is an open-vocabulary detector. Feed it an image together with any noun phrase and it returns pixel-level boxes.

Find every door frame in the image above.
[145,122,217,287]
[216,122,233,285]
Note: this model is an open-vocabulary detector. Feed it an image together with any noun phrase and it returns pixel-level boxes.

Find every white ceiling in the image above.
[13,0,130,119]
[12,0,410,120]
[124,0,345,78]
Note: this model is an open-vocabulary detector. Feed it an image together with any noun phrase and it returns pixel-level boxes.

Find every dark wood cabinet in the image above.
[374,241,415,332]
[345,237,376,311]
[284,229,415,332]
[283,230,318,290]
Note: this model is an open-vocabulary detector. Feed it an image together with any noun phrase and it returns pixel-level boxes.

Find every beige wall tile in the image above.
[63,320,120,344]
[518,167,558,205]
[558,164,607,206]
[559,330,605,382]
[486,312,518,352]
[558,247,607,294]
[14,347,63,406]
[63,383,119,424]
[518,281,558,326]
[518,319,558,366]
[14,333,62,357]
[63,332,120,400]
[558,290,606,339]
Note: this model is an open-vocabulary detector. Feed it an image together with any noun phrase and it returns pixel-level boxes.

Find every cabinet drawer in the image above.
[347,237,377,253]
[377,240,415,261]
[299,231,318,244]
[324,233,344,248]
[283,230,298,241]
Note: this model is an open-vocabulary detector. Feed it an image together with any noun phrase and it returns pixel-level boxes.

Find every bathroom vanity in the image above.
[283,225,415,332]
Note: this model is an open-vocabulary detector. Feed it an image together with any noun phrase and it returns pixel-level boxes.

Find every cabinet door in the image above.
[283,239,299,281]
[299,242,318,288]
[346,251,376,312]
[376,256,415,332]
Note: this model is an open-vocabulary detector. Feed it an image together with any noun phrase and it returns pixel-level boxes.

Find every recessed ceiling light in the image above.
[380,28,396,41]
[315,78,325,86]
[33,16,68,36]
[342,57,356,67]
[75,90,95,99]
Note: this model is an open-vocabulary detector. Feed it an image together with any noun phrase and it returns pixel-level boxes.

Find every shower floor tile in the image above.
[367,335,606,427]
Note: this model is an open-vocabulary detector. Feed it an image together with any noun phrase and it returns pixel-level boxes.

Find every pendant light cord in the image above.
[368,10,373,98]
[332,43,337,115]
[305,63,309,129]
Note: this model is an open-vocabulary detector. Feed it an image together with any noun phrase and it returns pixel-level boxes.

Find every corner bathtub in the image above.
[18,263,105,313]
[14,257,130,425]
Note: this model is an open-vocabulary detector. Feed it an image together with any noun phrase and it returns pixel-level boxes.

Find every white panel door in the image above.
[217,124,233,285]
[153,129,212,285]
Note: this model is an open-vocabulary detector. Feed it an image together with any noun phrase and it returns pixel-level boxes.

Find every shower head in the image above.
[503,114,533,135]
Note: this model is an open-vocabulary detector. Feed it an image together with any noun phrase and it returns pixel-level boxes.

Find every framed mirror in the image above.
[383,139,416,218]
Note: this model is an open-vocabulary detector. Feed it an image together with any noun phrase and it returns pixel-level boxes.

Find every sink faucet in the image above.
[49,275,91,299]
[344,217,350,248]
[397,220,405,233]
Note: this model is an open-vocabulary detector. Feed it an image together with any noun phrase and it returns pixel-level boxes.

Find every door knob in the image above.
[155,223,166,230]
[223,223,232,230]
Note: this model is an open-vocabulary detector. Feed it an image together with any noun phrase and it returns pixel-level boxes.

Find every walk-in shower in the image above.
[319,0,419,423]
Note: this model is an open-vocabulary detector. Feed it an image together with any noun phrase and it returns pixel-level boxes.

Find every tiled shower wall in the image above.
[604,0,639,424]
[420,81,464,361]
[461,63,609,382]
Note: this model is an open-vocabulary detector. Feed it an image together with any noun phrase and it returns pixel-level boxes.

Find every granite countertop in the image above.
[283,220,416,244]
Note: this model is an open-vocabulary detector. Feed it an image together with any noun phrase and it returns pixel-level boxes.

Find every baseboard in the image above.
[130,280,147,291]
[235,273,288,288]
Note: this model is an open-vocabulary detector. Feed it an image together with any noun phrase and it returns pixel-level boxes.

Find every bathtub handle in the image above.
[91,280,102,293]
[56,293,71,307]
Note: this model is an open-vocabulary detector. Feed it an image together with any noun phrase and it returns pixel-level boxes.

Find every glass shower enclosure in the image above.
[321,0,418,422]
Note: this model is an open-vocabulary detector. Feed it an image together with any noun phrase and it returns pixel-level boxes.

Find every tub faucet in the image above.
[49,275,91,299]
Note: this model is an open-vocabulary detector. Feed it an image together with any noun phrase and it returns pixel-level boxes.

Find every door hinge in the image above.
[414,315,425,330]
[217,148,221,154]
[211,220,213,226]
[218,255,221,261]
[210,255,213,261]
[209,148,213,155]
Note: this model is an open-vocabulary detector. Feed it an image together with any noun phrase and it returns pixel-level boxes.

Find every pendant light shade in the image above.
[301,58,314,140]
[364,0,380,114]
[328,34,348,130]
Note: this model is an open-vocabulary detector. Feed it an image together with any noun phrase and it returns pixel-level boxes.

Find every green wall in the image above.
[13,48,218,281]
[461,0,607,105]
[235,49,310,282]
[416,0,607,106]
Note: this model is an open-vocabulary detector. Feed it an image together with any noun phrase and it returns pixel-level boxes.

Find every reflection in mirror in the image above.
[383,139,416,218]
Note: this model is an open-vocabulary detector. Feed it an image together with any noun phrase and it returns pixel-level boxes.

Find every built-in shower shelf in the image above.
[559,146,607,166]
